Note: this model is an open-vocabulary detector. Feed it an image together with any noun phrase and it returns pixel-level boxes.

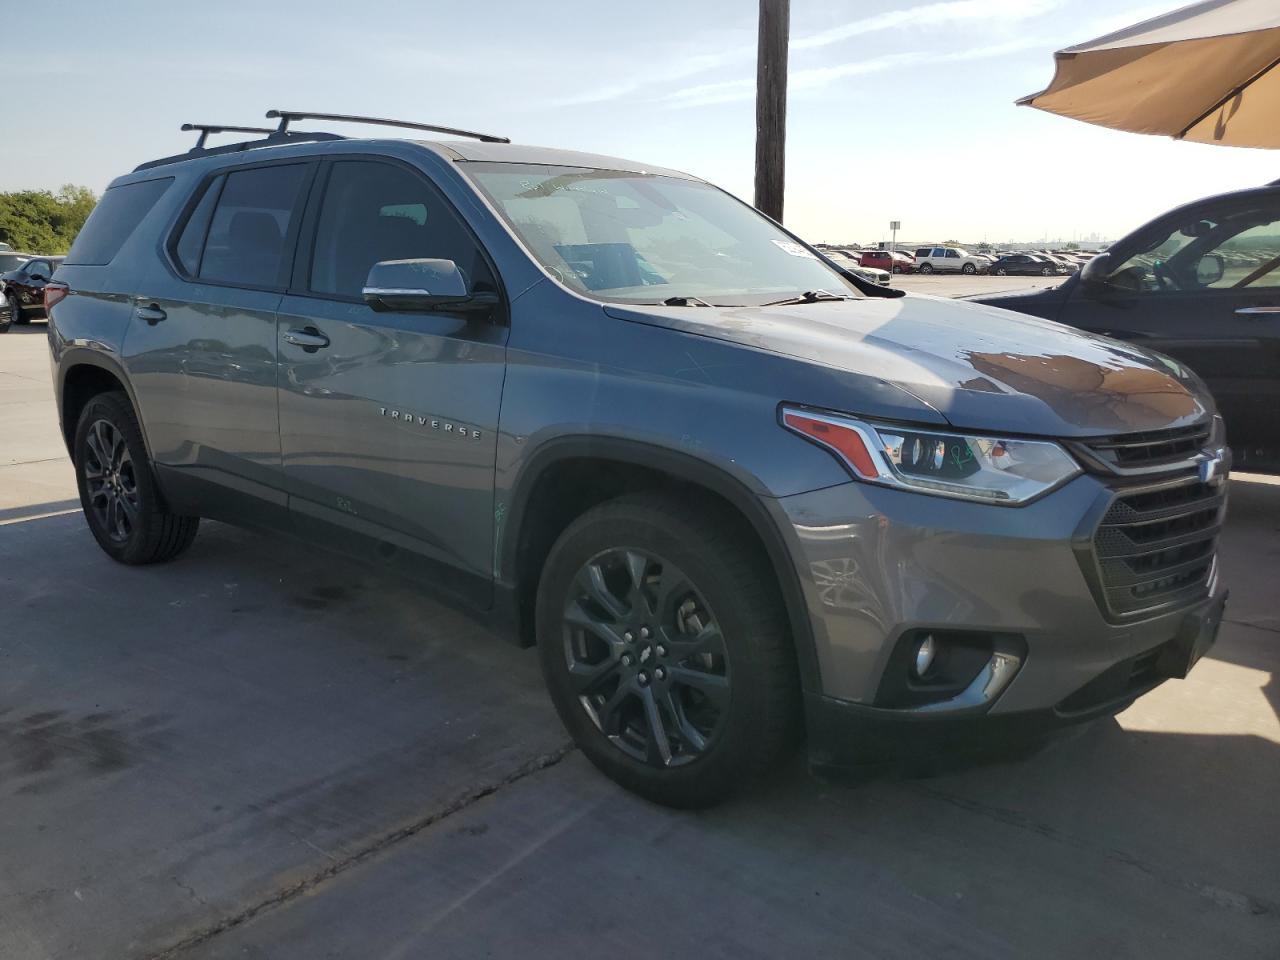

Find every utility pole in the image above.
[754,0,789,223]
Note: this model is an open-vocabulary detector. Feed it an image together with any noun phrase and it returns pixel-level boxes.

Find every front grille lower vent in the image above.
[1079,423,1213,472]
[1089,478,1224,618]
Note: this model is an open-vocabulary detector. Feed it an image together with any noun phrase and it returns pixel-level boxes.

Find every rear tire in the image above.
[6,293,22,326]
[73,391,199,564]
[536,493,800,808]
[919,263,934,274]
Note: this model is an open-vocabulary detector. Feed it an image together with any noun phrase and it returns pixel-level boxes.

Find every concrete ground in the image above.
[1,320,1277,960]
[893,273,1064,297]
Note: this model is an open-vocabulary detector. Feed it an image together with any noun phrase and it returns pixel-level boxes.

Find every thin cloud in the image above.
[551,50,747,106]
[665,38,1049,108]
[793,0,1063,51]
[555,0,1063,107]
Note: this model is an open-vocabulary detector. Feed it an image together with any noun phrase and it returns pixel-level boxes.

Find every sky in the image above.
[6,0,1278,245]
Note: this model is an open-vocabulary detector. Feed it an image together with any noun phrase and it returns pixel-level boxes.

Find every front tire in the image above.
[74,391,199,564]
[536,493,800,808]
[962,263,977,275]
[995,267,1008,276]
[1041,266,1053,276]
[6,293,22,326]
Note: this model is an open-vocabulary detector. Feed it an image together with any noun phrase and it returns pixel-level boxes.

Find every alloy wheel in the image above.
[83,418,140,543]
[561,548,730,767]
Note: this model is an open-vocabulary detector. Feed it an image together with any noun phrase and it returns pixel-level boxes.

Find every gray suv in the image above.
[46,111,1229,807]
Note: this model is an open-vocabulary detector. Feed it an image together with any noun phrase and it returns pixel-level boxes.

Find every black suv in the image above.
[44,112,1228,806]
[976,183,1280,473]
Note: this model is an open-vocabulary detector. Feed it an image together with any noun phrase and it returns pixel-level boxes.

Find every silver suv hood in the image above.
[607,293,1212,438]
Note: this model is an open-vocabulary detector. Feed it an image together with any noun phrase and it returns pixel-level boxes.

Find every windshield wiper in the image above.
[760,289,851,307]
[661,295,716,307]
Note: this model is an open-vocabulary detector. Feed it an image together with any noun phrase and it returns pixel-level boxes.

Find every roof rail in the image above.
[180,123,276,149]
[132,126,347,173]
[266,109,510,144]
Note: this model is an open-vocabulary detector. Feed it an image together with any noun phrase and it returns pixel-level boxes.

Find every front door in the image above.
[1060,193,1280,470]
[123,160,315,517]
[276,158,508,604]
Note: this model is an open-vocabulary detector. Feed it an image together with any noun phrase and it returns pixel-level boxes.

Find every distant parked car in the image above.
[850,264,891,286]
[827,251,892,286]
[857,250,914,274]
[1,255,63,325]
[915,246,987,275]
[990,254,1062,277]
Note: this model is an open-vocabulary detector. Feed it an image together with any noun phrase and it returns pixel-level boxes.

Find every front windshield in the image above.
[463,163,857,305]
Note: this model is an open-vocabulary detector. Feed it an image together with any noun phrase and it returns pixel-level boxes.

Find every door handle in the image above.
[283,327,330,350]
[135,303,166,325]
[1234,306,1280,317]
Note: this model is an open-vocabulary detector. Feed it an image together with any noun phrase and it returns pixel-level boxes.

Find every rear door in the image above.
[276,157,508,604]
[123,160,315,519]
[1058,193,1280,469]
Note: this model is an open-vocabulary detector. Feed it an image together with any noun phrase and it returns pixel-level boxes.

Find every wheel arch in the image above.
[499,436,823,697]
[58,351,151,460]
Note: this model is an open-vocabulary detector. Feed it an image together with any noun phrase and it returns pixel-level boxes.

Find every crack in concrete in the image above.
[1223,616,1280,635]
[145,741,575,959]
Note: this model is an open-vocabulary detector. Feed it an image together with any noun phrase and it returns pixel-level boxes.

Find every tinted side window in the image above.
[64,178,173,266]
[1205,216,1280,289]
[199,164,309,288]
[309,160,493,299]
[27,260,52,276]
[173,175,224,277]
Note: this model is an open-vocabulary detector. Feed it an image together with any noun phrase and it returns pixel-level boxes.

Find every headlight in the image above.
[781,407,1081,505]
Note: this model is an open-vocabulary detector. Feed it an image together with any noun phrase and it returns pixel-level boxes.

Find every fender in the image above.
[499,435,823,696]
[56,348,155,463]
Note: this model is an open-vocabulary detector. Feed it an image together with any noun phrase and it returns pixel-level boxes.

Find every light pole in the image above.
[754,0,789,223]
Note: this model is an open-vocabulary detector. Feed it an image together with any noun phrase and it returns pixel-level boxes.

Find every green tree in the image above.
[0,184,98,254]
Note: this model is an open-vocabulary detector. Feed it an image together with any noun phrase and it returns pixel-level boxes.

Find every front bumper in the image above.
[765,473,1228,766]
[805,590,1224,768]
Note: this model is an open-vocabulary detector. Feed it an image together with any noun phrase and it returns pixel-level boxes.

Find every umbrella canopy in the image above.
[1019,0,1280,148]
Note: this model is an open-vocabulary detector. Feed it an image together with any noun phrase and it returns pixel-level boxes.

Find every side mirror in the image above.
[29,274,46,283]
[1079,251,1113,287]
[1195,252,1226,286]
[362,259,498,313]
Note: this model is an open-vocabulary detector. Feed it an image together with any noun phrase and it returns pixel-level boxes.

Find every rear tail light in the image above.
[44,282,69,312]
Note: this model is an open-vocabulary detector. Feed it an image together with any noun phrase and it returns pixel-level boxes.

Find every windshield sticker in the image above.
[770,239,817,259]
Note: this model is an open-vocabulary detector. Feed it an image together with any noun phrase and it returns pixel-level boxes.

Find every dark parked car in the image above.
[990,254,1061,277]
[2,255,64,325]
[46,111,1228,807]
[974,182,1280,472]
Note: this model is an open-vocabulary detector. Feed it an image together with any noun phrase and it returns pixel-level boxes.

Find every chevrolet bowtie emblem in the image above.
[1197,451,1226,487]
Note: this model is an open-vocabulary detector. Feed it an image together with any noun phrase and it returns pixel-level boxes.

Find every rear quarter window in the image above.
[64,178,173,266]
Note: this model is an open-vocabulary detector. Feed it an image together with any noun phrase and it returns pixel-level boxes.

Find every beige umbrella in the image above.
[1019,0,1280,148]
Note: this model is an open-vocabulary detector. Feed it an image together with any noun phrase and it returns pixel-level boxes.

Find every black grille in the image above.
[1080,423,1213,471]
[1088,477,1225,618]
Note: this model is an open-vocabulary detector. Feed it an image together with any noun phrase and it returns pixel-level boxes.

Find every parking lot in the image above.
[1,319,1277,959]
